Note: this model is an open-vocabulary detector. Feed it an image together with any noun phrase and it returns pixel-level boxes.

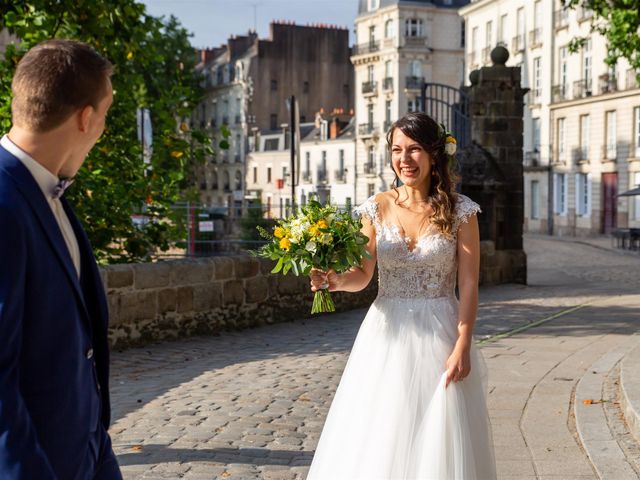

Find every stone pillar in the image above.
[465,46,527,251]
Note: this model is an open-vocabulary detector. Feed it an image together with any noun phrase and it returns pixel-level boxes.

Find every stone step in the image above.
[621,337,640,444]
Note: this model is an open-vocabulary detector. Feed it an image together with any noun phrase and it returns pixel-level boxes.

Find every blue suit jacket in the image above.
[0,145,112,479]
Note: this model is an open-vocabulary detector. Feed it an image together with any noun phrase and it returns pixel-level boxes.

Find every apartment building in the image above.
[352,0,469,204]
[460,0,640,235]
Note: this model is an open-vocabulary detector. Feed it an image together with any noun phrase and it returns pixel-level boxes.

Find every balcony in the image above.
[405,76,424,90]
[599,74,618,94]
[481,47,491,64]
[552,84,570,102]
[383,77,394,91]
[573,146,590,164]
[577,6,593,22]
[573,79,593,98]
[353,41,380,56]
[512,34,525,53]
[524,151,540,168]
[317,169,328,184]
[554,9,569,30]
[602,144,617,161]
[362,81,378,96]
[363,162,376,176]
[626,69,639,90]
[404,36,427,48]
[334,169,346,183]
[302,171,312,183]
[529,28,542,48]
[358,123,379,136]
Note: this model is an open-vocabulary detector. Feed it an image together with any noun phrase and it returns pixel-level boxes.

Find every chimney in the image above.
[329,118,341,140]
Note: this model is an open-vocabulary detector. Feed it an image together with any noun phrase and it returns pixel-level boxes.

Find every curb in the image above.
[574,336,638,479]
[621,337,640,444]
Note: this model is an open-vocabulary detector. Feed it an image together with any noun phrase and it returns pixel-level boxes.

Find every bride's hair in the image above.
[386,112,459,237]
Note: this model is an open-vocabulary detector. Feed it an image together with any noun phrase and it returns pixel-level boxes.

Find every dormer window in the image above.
[405,18,424,38]
[368,0,379,11]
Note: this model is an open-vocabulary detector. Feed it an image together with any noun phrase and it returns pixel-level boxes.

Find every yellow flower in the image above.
[445,135,457,144]
[309,224,321,237]
[170,150,184,158]
[317,219,328,229]
[274,226,285,238]
[127,51,134,61]
[279,237,291,251]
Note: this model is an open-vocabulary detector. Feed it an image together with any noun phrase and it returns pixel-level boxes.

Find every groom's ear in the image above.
[77,105,94,133]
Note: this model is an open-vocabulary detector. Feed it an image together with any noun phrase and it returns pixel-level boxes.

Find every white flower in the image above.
[320,233,332,245]
[444,142,457,155]
[305,241,317,253]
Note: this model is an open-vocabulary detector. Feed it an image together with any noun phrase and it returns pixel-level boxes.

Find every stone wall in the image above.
[103,256,377,350]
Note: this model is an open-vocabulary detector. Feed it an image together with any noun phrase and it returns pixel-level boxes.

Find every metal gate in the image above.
[421,83,471,147]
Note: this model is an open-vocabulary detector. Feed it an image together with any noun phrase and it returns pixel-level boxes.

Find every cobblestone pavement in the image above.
[109,236,640,479]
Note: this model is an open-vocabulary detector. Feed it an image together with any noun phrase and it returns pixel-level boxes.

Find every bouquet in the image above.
[254,200,371,314]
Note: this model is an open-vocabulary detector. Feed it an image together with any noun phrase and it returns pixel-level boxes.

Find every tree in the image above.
[0,1,224,263]
[562,0,640,78]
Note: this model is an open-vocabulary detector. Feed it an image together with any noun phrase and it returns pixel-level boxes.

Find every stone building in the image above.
[245,110,357,218]
[193,22,354,210]
[460,0,640,236]
[352,0,470,204]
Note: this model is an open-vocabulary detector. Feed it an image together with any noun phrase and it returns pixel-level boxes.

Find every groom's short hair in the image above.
[11,39,113,133]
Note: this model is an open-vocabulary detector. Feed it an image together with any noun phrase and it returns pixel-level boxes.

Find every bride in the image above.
[306,112,496,479]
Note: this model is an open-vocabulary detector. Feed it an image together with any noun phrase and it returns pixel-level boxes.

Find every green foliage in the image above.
[239,201,276,242]
[562,0,640,79]
[0,1,225,263]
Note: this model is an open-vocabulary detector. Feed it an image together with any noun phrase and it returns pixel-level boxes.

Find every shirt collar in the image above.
[1,134,60,201]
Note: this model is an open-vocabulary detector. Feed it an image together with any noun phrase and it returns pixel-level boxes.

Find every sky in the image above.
[140,0,359,49]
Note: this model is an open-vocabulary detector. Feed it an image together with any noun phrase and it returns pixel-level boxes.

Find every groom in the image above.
[0,40,122,478]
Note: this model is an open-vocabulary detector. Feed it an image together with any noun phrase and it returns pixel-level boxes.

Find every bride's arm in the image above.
[309,215,377,293]
[445,213,480,386]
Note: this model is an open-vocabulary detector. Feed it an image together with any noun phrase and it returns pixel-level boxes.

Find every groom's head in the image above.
[11,39,113,176]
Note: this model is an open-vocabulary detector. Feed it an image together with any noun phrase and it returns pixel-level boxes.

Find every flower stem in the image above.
[311,288,335,314]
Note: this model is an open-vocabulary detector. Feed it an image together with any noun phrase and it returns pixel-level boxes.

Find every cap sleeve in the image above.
[353,195,380,227]
[454,194,481,231]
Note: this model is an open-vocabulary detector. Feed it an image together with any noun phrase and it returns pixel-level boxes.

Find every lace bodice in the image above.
[354,194,481,300]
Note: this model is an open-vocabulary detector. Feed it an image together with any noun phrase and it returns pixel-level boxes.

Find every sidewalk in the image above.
[108,235,640,479]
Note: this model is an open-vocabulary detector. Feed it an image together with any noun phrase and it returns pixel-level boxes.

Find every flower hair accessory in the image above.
[438,123,457,156]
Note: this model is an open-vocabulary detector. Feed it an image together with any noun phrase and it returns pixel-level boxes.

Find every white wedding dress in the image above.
[306,194,496,480]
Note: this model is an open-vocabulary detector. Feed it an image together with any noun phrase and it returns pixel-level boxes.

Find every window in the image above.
[557,118,566,160]
[516,7,525,49]
[554,173,567,215]
[367,103,374,126]
[385,99,392,127]
[385,60,392,78]
[409,60,422,78]
[368,183,375,197]
[532,118,541,152]
[534,1,542,31]
[264,138,279,151]
[583,39,592,93]
[472,26,479,64]
[407,97,423,113]
[267,167,272,183]
[460,20,465,48]
[499,14,508,45]
[405,18,423,38]
[369,26,376,45]
[635,107,640,157]
[576,173,590,216]
[305,152,311,174]
[530,180,540,219]
[368,0,379,11]
[605,111,616,159]
[559,46,568,96]
[367,64,375,83]
[580,115,590,160]
[634,172,640,220]
[270,114,277,130]
[271,79,278,91]
[385,19,394,38]
[339,149,345,173]
[485,21,492,50]
[253,166,257,184]
[368,146,375,165]
[533,57,542,100]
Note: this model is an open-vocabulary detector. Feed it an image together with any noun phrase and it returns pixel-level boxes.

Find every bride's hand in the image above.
[445,342,471,388]
[309,268,339,292]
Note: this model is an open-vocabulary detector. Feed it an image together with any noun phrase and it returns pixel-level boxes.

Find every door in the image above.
[602,172,618,233]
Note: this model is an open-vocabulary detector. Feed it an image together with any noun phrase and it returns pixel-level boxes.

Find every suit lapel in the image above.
[0,147,90,322]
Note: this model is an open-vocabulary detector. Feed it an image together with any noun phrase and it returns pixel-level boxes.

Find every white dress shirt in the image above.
[1,135,81,278]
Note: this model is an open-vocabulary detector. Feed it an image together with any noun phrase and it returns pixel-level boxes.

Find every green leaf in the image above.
[271,256,284,273]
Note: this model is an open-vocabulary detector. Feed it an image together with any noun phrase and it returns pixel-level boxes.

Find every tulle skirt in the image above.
[307,296,496,480]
